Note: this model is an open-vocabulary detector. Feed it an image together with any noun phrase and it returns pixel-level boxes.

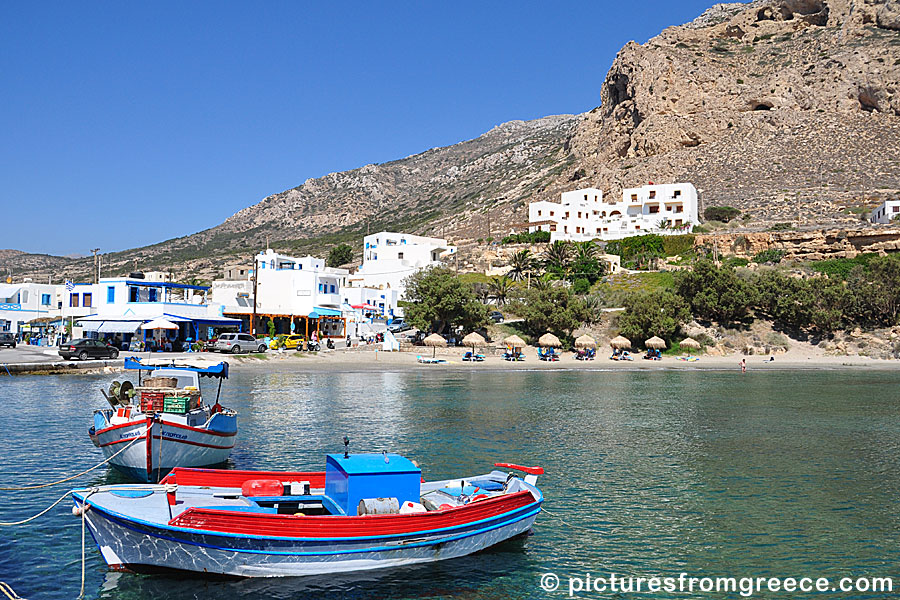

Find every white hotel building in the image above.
[349,232,456,297]
[870,200,900,224]
[528,183,700,242]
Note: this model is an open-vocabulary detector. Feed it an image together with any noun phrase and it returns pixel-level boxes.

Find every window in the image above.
[649,206,659,214]
[894,206,899,213]
[565,212,570,219]
[107,286,115,303]
[129,286,139,302]
[21,290,28,303]
[675,219,683,226]
[270,260,275,269]
[70,293,79,308]
[260,262,266,269]
[649,191,656,199]
[550,224,556,232]
[583,194,588,201]
[397,252,404,259]
[82,293,92,307]
[631,194,638,201]
[676,206,683,213]
[41,293,51,306]
[577,212,582,218]
[549,211,554,217]
[674,190,681,198]
[330,284,336,294]
[537,210,541,216]
[318,283,324,293]
[635,225,641,230]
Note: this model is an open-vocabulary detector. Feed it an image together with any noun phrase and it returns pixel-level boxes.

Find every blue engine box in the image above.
[324,453,422,516]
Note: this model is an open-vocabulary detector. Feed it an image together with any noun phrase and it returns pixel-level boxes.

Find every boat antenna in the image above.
[383,450,389,463]
[343,436,350,458]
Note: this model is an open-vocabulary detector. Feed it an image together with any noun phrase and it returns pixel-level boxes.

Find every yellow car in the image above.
[269,334,305,349]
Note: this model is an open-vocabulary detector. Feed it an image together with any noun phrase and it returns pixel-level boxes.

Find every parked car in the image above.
[269,334,305,350]
[0,332,16,348]
[59,338,119,361]
[489,311,504,323]
[387,318,409,333]
[212,333,267,354]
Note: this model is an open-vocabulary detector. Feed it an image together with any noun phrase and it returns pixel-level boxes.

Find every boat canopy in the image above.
[124,356,229,378]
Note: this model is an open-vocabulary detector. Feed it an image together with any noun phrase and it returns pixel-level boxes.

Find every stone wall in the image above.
[694,227,900,260]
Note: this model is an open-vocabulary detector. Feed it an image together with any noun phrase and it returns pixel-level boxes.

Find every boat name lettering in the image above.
[162,432,188,440]
[118,431,140,440]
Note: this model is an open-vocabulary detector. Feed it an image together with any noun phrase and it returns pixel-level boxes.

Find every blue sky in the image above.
[2,1,720,256]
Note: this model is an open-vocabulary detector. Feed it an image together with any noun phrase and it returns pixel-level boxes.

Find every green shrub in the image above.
[768,222,793,231]
[809,253,878,279]
[704,206,741,222]
[753,249,785,264]
[662,234,695,256]
[501,231,551,244]
[572,278,591,295]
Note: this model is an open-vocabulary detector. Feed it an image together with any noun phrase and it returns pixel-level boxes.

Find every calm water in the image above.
[2,367,900,599]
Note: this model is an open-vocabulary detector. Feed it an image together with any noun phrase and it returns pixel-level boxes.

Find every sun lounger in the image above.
[417,356,446,364]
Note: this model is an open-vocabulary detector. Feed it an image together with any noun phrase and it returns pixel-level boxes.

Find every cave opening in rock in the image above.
[752,102,774,111]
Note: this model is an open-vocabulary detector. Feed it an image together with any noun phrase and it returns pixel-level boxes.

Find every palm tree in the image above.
[543,241,573,276]
[574,240,600,262]
[487,276,513,306]
[507,249,535,282]
[531,274,554,291]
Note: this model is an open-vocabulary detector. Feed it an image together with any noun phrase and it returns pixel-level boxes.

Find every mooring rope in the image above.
[0,431,144,491]
[74,488,97,599]
[0,489,71,526]
[0,581,24,600]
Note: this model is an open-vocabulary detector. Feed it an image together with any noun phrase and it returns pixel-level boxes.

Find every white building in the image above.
[0,281,62,335]
[75,276,239,348]
[528,183,700,242]
[352,232,455,296]
[870,200,900,224]
[213,249,350,338]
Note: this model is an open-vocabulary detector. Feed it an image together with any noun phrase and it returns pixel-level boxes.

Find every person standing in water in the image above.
[740,358,747,373]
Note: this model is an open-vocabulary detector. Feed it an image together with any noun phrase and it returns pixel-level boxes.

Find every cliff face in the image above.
[569,0,900,225]
[6,0,900,282]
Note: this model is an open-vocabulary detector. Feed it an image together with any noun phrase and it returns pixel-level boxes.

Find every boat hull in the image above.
[76,498,539,577]
[90,415,236,482]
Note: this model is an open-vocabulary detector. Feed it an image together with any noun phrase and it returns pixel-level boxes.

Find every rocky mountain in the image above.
[5,0,900,282]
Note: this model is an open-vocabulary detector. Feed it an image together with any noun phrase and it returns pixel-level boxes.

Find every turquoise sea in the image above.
[2,367,900,598]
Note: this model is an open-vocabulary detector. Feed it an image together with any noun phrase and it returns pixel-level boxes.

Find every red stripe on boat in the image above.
[168,491,536,537]
[94,418,236,438]
[162,468,327,489]
[148,435,234,450]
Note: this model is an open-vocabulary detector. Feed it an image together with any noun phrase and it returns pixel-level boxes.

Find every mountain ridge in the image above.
[5,0,900,282]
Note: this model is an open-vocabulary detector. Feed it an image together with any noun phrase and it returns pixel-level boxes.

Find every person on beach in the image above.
[740,358,746,373]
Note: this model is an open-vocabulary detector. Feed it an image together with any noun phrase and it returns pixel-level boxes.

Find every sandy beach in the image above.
[223,345,898,373]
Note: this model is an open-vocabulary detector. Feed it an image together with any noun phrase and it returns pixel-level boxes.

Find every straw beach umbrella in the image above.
[462,332,486,358]
[574,334,596,349]
[680,337,701,352]
[610,335,632,349]
[424,333,446,358]
[645,336,667,350]
[538,333,562,348]
[503,335,526,349]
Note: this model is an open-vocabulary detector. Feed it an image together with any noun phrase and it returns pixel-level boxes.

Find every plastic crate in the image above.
[163,396,191,414]
[140,391,166,412]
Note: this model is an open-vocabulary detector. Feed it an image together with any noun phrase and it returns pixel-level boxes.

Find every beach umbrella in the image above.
[462,332,485,348]
[645,336,667,349]
[574,334,596,349]
[503,334,526,349]
[610,335,632,349]
[462,332,486,362]
[141,318,178,330]
[424,333,446,358]
[680,337,701,352]
[538,333,561,347]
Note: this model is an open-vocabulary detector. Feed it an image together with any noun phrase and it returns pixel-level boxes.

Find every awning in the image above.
[311,306,342,317]
[98,321,142,334]
[80,321,102,332]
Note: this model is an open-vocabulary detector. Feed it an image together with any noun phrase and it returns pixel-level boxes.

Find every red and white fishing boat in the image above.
[71,448,543,577]
[89,357,237,482]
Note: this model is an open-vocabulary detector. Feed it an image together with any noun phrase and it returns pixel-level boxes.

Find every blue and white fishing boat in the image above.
[70,450,543,577]
[89,357,237,482]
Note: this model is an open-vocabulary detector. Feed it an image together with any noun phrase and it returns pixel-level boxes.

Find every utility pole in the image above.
[90,248,100,284]
[251,255,258,336]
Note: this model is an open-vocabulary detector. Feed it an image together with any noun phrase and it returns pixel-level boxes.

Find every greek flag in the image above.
[65,279,75,291]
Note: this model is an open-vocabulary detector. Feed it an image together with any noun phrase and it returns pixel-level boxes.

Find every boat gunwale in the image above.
[72,487,543,544]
